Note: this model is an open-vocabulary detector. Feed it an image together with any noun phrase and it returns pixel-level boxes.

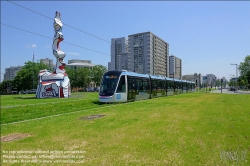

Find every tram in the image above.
[99,70,195,103]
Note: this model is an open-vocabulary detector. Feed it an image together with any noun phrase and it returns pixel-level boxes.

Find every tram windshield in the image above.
[99,74,119,96]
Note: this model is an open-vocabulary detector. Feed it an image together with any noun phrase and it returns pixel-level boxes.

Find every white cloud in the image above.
[66,52,80,56]
[25,44,37,48]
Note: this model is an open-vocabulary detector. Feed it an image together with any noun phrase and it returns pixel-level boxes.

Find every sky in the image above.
[1,1,250,82]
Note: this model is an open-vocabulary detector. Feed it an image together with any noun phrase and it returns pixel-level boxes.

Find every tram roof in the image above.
[107,70,195,83]
[150,75,166,80]
[121,71,150,78]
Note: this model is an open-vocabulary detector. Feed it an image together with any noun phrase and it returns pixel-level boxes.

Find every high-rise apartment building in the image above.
[4,66,23,81]
[169,55,182,79]
[110,37,128,71]
[128,32,169,77]
[109,32,169,77]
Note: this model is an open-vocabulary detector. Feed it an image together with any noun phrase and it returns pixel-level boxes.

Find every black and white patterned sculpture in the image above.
[36,11,71,98]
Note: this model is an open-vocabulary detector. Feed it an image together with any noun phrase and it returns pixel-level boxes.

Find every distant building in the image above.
[66,59,95,70]
[182,73,202,87]
[195,73,203,86]
[206,74,217,86]
[4,66,23,81]
[182,74,196,82]
[108,62,112,71]
[40,58,54,66]
[40,58,55,70]
[109,37,128,71]
[169,55,182,79]
[203,76,207,84]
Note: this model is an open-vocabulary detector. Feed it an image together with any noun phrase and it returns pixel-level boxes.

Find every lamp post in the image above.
[230,63,238,93]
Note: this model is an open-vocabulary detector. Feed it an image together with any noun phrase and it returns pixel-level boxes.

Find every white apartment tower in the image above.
[169,55,182,79]
[110,37,128,71]
[128,32,169,77]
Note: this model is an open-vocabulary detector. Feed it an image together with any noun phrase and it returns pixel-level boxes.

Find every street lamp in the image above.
[230,64,238,93]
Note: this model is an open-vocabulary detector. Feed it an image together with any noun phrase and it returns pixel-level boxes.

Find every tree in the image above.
[90,65,107,87]
[13,61,49,91]
[0,80,13,93]
[78,67,91,88]
[65,67,91,90]
[65,67,78,89]
[64,65,107,91]
[246,71,250,89]
[238,75,248,88]
[238,55,250,76]
[229,79,236,87]
[238,55,250,89]
[215,78,221,87]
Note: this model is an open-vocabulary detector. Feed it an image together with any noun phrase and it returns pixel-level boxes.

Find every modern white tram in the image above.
[99,70,195,103]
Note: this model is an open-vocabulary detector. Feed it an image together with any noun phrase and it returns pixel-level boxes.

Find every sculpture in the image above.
[36,11,71,98]
[53,11,66,74]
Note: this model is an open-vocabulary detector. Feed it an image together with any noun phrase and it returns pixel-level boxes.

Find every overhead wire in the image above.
[6,0,111,43]
[1,23,110,56]
[2,22,246,66]
[4,0,248,65]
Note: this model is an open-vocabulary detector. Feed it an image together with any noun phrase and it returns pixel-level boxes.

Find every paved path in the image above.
[210,89,250,94]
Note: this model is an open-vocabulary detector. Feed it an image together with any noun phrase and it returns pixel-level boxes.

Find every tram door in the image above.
[127,76,136,101]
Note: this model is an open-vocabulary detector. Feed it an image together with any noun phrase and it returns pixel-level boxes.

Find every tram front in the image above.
[99,71,122,103]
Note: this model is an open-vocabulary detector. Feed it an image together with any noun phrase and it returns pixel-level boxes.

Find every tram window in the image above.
[128,76,135,91]
[128,77,132,91]
[132,78,135,90]
[116,75,126,93]
[136,78,143,90]
[143,79,148,91]
[168,81,172,89]
[162,80,165,90]
[184,83,186,90]
[157,80,161,91]
[152,80,157,90]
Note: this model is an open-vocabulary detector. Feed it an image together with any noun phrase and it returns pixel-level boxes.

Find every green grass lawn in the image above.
[1,92,250,165]
[1,92,100,124]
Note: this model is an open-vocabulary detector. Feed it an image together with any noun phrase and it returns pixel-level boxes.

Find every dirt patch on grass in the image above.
[0,133,31,142]
[79,114,106,120]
